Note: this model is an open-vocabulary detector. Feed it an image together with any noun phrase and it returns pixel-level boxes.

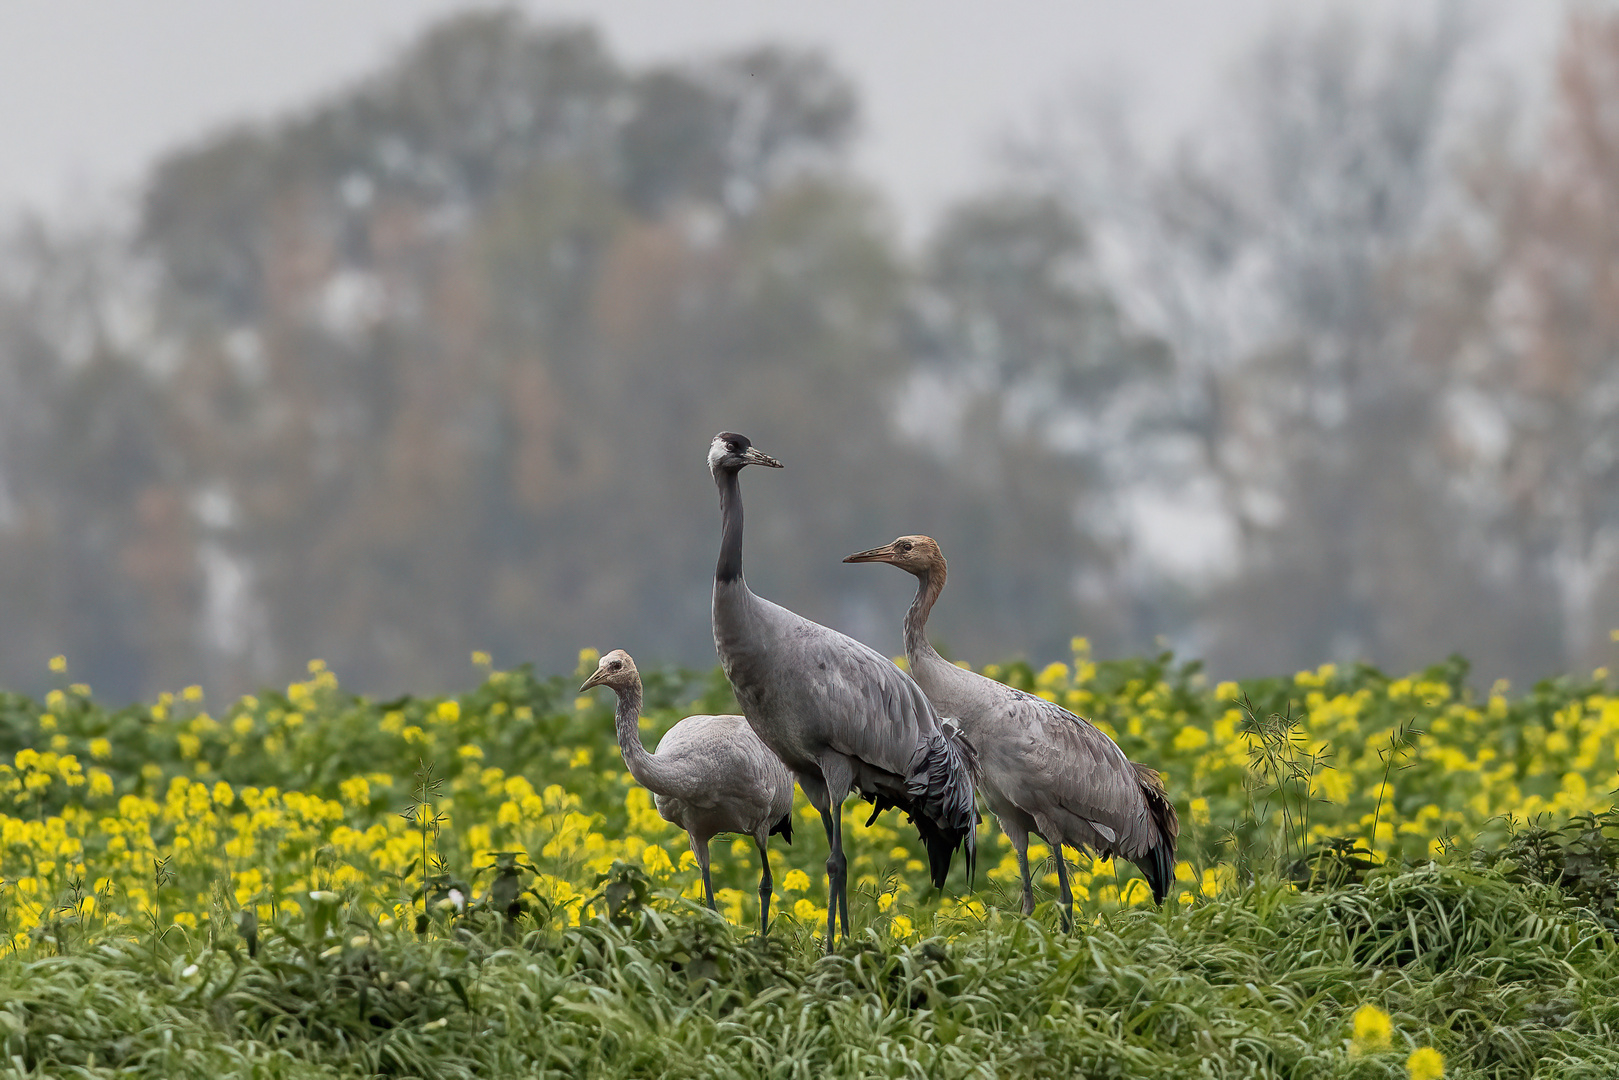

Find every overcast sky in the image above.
[0,1,1564,237]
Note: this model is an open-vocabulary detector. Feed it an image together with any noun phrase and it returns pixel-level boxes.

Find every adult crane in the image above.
[845,535,1178,927]
[707,433,976,949]
[580,649,795,933]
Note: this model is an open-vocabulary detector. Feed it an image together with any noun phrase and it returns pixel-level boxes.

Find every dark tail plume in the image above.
[1132,762,1179,904]
[906,722,978,890]
[769,811,793,845]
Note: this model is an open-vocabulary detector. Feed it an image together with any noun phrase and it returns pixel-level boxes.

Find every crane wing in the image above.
[976,686,1160,859]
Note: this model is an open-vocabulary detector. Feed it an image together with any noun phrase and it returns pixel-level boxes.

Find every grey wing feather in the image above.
[653,714,794,832]
[1019,695,1161,857]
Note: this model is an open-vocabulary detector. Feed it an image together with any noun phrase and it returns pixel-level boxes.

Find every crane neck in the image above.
[905,566,948,667]
[714,467,745,585]
[610,680,672,794]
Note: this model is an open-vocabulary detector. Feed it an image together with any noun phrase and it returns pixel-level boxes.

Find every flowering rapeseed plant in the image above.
[1352,1004,1393,1054]
[1407,1046,1445,1079]
[0,640,1613,952]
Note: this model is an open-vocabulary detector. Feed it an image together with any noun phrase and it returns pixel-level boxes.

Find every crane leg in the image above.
[1003,820,1034,917]
[692,834,716,912]
[825,804,848,949]
[799,774,839,952]
[755,834,773,935]
[1054,848,1074,932]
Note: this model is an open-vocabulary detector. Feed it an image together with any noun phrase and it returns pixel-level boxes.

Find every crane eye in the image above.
[898,541,913,553]
[726,442,738,453]
[608,660,622,671]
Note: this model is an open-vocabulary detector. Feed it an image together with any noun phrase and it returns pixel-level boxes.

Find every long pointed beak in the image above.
[743,446,783,468]
[843,543,897,564]
[578,671,605,693]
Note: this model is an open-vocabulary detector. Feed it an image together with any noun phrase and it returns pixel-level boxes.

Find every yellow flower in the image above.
[1189,798,1211,826]
[212,781,234,807]
[889,914,914,938]
[471,650,492,667]
[781,869,811,893]
[436,701,460,723]
[1173,727,1210,751]
[641,844,673,876]
[1406,1047,1444,1080]
[49,655,67,673]
[1352,1004,1392,1053]
[182,685,204,703]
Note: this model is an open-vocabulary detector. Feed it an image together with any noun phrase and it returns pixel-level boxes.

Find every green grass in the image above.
[2,862,1617,1079]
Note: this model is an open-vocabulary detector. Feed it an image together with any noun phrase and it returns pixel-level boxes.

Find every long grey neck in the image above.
[612,681,671,794]
[905,568,948,667]
[715,468,745,584]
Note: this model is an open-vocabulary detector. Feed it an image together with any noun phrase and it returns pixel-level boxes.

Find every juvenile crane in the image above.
[845,535,1178,927]
[580,649,795,933]
[707,433,976,949]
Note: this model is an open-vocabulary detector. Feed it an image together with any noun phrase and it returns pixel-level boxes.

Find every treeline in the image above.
[0,7,1617,700]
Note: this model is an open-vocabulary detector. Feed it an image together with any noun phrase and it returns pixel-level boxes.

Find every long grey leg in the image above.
[1054,847,1074,932]
[818,808,840,950]
[755,834,773,935]
[831,806,849,939]
[799,772,839,953]
[1002,819,1034,916]
[691,833,716,911]
[817,758,853,950]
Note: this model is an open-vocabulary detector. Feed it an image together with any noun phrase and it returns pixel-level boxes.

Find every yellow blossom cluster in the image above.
[0,641,1614,949]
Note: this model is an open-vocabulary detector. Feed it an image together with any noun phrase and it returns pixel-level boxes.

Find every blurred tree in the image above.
[1004,5,1526,678]
[899,192,1178,658]
[1408,10,1619,674]
[0,224,195,698]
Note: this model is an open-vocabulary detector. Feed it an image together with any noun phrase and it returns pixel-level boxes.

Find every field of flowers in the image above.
[1,641,1618,1077]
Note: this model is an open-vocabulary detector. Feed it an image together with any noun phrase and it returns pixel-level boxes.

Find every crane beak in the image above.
[742,446,783,468]
[843,543,898,565]
[578,670,606,693]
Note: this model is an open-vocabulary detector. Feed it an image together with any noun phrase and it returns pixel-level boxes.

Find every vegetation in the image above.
[2,646,1617,1076]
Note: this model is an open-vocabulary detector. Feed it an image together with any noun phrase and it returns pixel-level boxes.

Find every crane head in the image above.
[579,649,639,693]
[707,432,783,474]
[843,535,945,577]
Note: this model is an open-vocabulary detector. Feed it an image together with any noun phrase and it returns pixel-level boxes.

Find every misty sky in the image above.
[0,1,1562,237]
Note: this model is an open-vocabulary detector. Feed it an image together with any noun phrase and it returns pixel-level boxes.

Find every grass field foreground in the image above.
[1,643,1617,1076]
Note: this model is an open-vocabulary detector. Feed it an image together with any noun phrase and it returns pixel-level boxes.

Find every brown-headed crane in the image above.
[845,534,1177,928]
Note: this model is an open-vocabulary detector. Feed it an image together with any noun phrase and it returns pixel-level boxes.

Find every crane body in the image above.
[581,649,794,932]
[845,535,1177,927]
[707,434,975,950]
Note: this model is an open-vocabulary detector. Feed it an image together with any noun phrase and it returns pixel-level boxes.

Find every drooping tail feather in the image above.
[1132,762,1179,904]
[905,722,978,890]
[769,811,793,845]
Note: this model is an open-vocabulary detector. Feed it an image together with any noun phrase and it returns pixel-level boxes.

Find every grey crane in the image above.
[844,535,1178,928]
[706,433,976,949]
[580,649,795,933]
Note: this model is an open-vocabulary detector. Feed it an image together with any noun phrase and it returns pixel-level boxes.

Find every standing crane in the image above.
[706,433,976,950]
[580,649,795,933]
[844,535,1178,928]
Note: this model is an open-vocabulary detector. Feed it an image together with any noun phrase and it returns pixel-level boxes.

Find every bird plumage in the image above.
[707,434,975,949]
[845,535,1178,922]
[580,649,794,931]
